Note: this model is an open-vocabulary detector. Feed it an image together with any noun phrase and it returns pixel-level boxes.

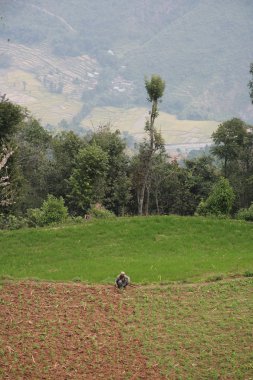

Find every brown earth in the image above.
[0,281,164,380]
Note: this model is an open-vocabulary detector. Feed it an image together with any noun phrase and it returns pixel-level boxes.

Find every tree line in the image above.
[1,73,253,228]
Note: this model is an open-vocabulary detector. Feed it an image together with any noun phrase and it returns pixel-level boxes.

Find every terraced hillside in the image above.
[0,40,99,95]
[0,39,100,124]
[0,0,252,141]
[82,107,219,148]
[0,69,82,125]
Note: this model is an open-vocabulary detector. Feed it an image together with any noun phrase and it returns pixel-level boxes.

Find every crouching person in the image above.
[115,271,130,289]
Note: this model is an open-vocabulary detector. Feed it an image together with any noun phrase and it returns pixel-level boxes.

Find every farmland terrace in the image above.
[0,278,252,379]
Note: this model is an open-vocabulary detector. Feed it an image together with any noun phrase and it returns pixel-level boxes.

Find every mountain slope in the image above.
[123,0,253,120]
[0,0,252,129]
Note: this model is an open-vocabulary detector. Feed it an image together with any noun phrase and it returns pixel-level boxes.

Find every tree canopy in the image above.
[1,79,253,228]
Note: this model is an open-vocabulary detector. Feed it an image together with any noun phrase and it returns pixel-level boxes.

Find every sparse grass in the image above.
[0,215,252,283]
[124,278,253,379]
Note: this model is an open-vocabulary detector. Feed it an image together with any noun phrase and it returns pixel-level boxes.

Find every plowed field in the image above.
[1,279,253,379]
[0,282,162,380]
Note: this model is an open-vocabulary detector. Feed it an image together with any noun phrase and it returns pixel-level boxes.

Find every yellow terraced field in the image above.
[0,69,82,125]
[1,67,219,144]
[81,106,219,144]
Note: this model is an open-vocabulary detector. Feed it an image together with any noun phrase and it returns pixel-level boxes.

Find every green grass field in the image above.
[0,215,252,283]
[1,215,253,379]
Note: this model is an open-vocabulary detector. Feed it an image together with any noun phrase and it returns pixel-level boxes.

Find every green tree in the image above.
[0,95,26,140]
[211,118,247,178]
[67,144,108,214]
[91,125,131,215]
[211,118,253,208]
[163,163,198,216]
[134,151,170,215]
[197,177,235,216]
[15,117,52,211]
[48,131,85,203]
[0,146,15,207]
[142,156,218,216]
[137,75,165,215]
[0,96,27,211]
[184,156,218,205]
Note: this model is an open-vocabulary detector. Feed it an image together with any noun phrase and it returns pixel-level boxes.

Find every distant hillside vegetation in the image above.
[0,0,253,124]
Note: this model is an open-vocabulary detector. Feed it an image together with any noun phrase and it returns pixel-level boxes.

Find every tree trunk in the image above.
[0,149,14,171]
[224,157,227,178]
[155,187,160,214]
[137,103,157,215]
[138,183,145,215]
[144,183,150,216]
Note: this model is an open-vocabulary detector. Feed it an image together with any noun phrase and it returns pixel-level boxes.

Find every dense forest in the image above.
[1,72,253,229]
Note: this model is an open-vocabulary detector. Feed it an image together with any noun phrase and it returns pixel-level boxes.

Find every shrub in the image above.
[196,177,235,217]
[236,203,253,222]
[40,195,68,224]
[244,270,253,277]
[27,195,68,227]
[88,204,115,219]
[0,213,28,230]
[27,208,44,227]
[72,277,81,282]
[207,274,224,282]
[66,216,84,224]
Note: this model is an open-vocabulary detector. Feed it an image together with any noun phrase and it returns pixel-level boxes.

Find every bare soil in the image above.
[0,281,164,380]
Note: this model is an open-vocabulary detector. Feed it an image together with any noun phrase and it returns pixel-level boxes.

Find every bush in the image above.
[0,214,28,230]
[27,195,68,227]
[196,177,235,217]
[27,208,44,227]
[244,270,253,277]
[236,203,253,222]
[88,204,115,219]
[207,274,224,282]
[67,216,84,224]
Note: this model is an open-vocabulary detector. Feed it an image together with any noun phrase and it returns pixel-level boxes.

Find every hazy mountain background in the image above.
[0,0,252,148]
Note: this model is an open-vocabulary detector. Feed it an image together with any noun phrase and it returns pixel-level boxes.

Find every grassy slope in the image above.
[0,216,252,283]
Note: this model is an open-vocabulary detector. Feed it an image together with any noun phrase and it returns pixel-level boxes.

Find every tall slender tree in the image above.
[137,75,165,215]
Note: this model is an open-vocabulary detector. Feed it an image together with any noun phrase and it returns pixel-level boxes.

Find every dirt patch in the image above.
[0,281,164,380]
